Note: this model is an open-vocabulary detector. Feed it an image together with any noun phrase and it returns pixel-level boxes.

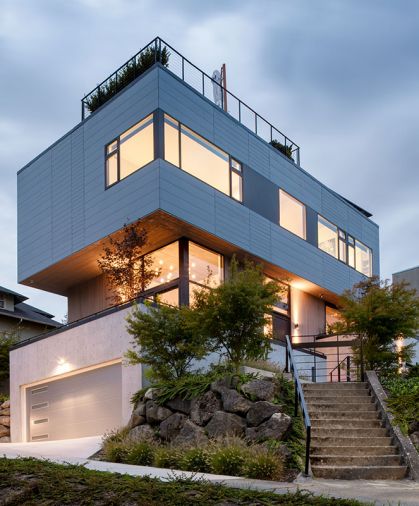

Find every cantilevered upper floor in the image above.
[17,38,379,302]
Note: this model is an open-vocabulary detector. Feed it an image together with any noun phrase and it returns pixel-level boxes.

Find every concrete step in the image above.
[311,454,402,467]
[307,400,375,410]
[311,445,399,456]
[312,427,388,438]
[311,419,382,429]
[310,410,379,420]
[303,382,367,390]
[311,465,407,480]
[305,394,372,402]
[311,436,393,447]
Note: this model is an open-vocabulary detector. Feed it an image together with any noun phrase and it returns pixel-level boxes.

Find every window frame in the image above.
[317,214,338,259]
[163,114,244,203]
[279,189,307,240]
[338,229,347,264]
[104,113,155,189]
[355,239,372,277]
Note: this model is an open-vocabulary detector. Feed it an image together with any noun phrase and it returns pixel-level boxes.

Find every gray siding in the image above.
[18,65,379,296]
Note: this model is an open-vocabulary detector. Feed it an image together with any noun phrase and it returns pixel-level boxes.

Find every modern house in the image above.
[11,38,379,442]
[393,266,419,363]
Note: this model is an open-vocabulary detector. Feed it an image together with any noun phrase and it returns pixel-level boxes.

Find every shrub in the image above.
[126,442,154,466]
[381,376,419,435]
[0,393,9,404]
[269,139,293,160]
[126,303,210,382]
[181,447,211,473]
[153,447,182,469]
[244,449,284,480]
[193,258,282,372]
[102,440,130,463]
[86,46,170,113]
[210,445,247,476]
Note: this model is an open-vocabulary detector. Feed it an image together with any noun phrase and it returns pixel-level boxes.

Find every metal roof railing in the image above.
[81,37,300,165]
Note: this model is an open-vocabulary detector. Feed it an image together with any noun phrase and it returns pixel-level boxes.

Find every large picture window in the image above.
[105,114,154,187]
[279,189,306,239]
[147,241,180,289]
[164,114,243,202]
[318,215,338,258]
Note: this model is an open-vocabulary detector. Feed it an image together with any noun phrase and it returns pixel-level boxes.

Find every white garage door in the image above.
[26,363,122,441]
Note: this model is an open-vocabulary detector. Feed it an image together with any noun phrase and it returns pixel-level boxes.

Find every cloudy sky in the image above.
[1,0,418,322]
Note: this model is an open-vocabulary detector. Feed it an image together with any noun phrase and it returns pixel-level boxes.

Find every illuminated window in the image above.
[164,114,243,202]
[318,215,338,258]
[189,242,224,288]
[279,189,306,239]
[326,306,342,332]
[147,241,179,289]
[355,240,372,276]
[338,230,347,263]
[105,114,154,187]
[348,236,355,268]
[156,288,179,307]
[265,276,289,315]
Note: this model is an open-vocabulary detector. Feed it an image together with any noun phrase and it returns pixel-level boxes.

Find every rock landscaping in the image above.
[0,399,10,442]
[127,377,291,445]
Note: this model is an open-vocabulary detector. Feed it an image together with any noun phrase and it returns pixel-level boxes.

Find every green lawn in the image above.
[0,457,371,506]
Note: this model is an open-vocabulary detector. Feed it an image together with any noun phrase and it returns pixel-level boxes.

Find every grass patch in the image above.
[0,457,370,505]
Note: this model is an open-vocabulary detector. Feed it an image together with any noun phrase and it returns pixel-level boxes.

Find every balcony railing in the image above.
[81,37,301,165]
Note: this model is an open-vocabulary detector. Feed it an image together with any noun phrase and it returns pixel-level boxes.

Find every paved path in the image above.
[1,440,418,505]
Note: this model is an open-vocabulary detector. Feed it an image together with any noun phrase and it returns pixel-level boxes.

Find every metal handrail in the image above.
[285,335,311,476]
[329,355,351,383]
[81,36,301,165]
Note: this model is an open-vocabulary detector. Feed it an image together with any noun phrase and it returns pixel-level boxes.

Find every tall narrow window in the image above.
[318,215,338,258]
[164,114,243,202]
[338,230,347,263]
[348,235,355,268]
[355,240,372,276]
[279,189,306,239]
[105,114,154,187]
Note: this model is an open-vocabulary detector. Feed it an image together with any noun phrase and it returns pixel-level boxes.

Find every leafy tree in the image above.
[0,331,18,394]
[333,276,419,373]
[192,258,282,372]
[126,303,210,382]
[98,224,158,305]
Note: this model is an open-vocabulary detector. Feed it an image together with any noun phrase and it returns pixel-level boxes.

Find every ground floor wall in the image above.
[9,305,142,442]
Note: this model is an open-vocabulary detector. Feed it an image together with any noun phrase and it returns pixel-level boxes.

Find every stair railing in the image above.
[285,335,311,476]
[329,355,351,383]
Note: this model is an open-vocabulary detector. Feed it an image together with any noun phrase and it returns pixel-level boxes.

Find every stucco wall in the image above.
[9,305,142,442]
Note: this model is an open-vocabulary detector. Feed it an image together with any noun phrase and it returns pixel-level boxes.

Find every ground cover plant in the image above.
[0,457,371,506]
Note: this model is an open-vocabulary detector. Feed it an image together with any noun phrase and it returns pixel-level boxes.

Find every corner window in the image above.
[355,240,372,276]
[318,215,338,258]
[189,242,224,288]
[164,114,243,202]
[279,189,306,239]
[105,114,154,187]
[147,241,180,289]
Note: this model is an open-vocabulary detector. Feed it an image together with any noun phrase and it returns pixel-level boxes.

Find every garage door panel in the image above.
[27,363,122,441]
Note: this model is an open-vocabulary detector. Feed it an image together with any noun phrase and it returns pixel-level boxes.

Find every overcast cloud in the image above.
[1,0,418,321]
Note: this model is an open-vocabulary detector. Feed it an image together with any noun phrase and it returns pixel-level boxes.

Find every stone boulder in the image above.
[241,379,277,402]
[190,391,221,426]
[128,414,145,430]
[210,376,237,394]
[0,436,10,443]
[245,412,291,442]
[0,416,10,428]
[205,411,246,438]
[159,413,187,441]
[165,397,191,415]
[1,400,10,409]
[145,401,172,425]
[144,388,160,401]
[246,401,282,427]
[0,425,10,438]
[129,424,156,441]
[172,420,208,446]
[0,409,10,416]
[221,389,251,415]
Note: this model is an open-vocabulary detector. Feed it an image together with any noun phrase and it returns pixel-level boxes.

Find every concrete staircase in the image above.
[304,382,407,480]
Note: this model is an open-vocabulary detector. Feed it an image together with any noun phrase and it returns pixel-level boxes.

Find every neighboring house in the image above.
[0,285,61,394]
[10,38,379,442]
[392,266,419,363]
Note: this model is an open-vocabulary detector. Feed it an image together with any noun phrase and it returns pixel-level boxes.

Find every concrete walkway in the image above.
[0,440,418,505]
